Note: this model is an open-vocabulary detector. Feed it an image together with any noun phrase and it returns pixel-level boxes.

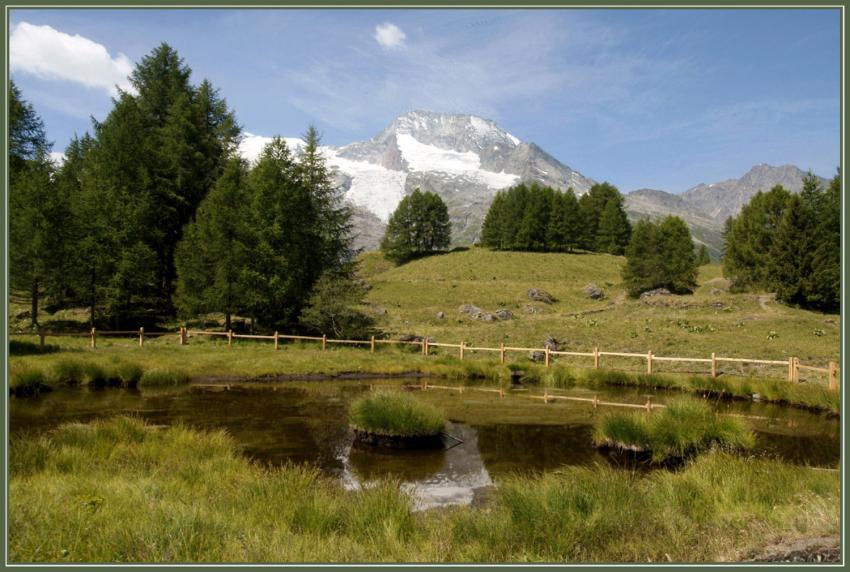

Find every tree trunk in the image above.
[89,269,96,327]
[225,313,231,332]
[30,278,38,327]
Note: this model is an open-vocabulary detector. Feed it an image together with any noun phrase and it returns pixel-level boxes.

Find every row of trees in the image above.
[480,182,632,254]
[10,43,360,333]
[723,173,840,312]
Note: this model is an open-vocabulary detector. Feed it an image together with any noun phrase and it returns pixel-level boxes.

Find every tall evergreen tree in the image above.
[722,185,792,291]
[381,189,451,263]
[696,244,711,266]
[174,158,251,330]
[622,216,697,297]
[806,172,840,312]
[595,197,631,254]
[766,195,815,306]
[9,80,49,182]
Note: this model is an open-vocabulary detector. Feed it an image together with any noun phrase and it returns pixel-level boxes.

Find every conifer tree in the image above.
[806,172,840,312]
[766,195,815,306]
[381,189,451,263]
[622,216,697,297]
[697,244,711,265]
[175,158,251,330]
[595,198,631,254]
[722,185,792,291]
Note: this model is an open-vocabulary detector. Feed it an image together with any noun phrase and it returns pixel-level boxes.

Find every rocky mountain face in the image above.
[624,164,829,259]
[240,110,594,248]
[240,113,825,256]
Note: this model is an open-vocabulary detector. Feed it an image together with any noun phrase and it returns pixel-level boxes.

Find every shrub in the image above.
[138,368,191,387]
[349,391,444,437]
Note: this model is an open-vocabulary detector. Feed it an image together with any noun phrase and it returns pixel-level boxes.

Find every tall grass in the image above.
[349,391,445,436]
[138,368,191,387]
[593,398,755,463]
[9,417,838,563]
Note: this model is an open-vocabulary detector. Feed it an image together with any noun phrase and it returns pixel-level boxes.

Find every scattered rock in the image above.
[398,334,425,342]
[494,309,513,321]
[355,278,372,291]
[529,351,546,362]
[584,283,604,300]
[712,302,724,309]
[527,288,555,304]
[709,288,723,296]
[751,393,762,402]
[639,288,671,299]
[435,311,445,320]
[523,305,539,314]
[543,336,561,351]
[477,312,496,322]
[458,304,482,316]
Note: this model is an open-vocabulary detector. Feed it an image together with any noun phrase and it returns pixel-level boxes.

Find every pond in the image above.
[10,379,840,510]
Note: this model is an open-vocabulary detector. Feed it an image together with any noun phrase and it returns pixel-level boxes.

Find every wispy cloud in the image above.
[10,22,134,96]
[374,22,406,49]
[283,13,689,134]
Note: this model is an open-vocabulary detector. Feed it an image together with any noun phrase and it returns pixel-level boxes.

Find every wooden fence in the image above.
[10,326,840,391]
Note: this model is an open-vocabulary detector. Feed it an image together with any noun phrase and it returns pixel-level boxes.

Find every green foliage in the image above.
[349,391,445,436]
[594,398,755,463]
[9,80,49,181]
[175,158,252,330]
[622,216,698,297]
[481,182,629,254]
[697,244,711,265]
[300,270,376,339]
[381,189,451,263]
[138,368,191,387]
[722,185,792,291]
[8,417,839,562]
[722,175,840,312]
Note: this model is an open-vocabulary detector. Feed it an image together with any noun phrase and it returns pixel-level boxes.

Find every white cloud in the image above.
[10,22,134,96]
[374,22,406,49]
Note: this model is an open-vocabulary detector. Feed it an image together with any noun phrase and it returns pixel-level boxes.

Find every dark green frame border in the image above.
[0,2,845,571]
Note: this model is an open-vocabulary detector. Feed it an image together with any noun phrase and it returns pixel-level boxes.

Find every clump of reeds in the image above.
[349,391,444,437]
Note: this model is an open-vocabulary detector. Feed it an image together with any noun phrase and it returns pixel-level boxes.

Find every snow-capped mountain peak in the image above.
[238,111,594,246]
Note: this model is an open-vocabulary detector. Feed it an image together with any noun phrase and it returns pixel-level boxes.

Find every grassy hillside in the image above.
[359,248,839,371]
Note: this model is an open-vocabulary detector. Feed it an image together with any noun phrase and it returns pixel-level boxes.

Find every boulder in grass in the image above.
[529,351,546,362]
[527,288,555,304]
[435,311,445,320]
[639,288,672,300]
[494,309,514,321]
[544,336,561,351]
[584,283,604,300]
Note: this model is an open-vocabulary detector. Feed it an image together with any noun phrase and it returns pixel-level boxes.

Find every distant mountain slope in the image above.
[239,110,594,245]
[625,164,829,260]
[240,117,826,256]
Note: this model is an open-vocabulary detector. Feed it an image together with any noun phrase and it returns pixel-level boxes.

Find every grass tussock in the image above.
[9,339,60,355]
[138,368,191,387]
[349,391,445,437]
[9,417,839,563]
[9,368,51,397]
[593,398,755,463]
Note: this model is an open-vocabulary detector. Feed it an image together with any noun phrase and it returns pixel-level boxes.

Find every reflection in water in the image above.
[340,422,494,510]
[10,379,840,508]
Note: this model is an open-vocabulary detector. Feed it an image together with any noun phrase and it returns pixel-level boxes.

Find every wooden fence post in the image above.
[228,329,233,348]
[711,352,717,378]
[593,346,599,369]
[182,326,188,346]
[646,396,652,412]
[500,342,505,365]
[828,361,838,391]
[322,334,327,352]
[545,346,550,368]
[425,339,430,356]
[422,339,426,356]
[788,357,794,382]
[593,394,599,409]
[90,327,97,349]
[139,327,144,348]
[370,335,375,353]
[459,341,465,361]
[793,357,799,383]
[274,331,279,350]
[646,351,653,374]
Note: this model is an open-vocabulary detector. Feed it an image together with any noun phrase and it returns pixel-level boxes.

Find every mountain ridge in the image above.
[239,112,828,255]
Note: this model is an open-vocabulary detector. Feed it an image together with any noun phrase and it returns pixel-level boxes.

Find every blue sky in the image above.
[9,8,841,192]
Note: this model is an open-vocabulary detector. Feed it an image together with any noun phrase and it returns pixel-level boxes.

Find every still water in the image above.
[10,380,840,509]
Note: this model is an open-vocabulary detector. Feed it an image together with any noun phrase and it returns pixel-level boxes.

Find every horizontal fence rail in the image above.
[10,326,840,391]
